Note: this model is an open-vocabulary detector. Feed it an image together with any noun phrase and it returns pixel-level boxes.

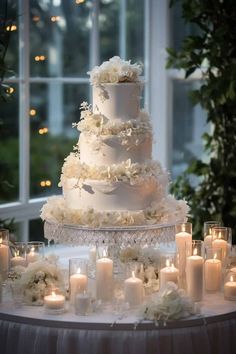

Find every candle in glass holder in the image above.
[96,254,113,302]
[27,247,40,264]
[205,253,222,292]
[124,271,143,307]
[186,244,204,302]
[212,228,228,262]
[0,238,9,280]
[11,251,26,268]
[70,268,88,305]
[203,221,220,249]
[44,291,65,311]
[224,275,236,300]
[75,291,90,315]
[160,259,179,289]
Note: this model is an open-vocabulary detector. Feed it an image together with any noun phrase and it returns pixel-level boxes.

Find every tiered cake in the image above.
[41,57,188,227]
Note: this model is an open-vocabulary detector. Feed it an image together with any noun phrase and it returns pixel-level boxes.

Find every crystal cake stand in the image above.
[44,220,176,246]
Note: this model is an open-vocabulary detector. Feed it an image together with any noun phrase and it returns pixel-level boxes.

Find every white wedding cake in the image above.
[41,57,188,227]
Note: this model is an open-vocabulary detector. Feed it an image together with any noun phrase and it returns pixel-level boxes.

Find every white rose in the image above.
[109,72,119,83]
[99,71,110,83]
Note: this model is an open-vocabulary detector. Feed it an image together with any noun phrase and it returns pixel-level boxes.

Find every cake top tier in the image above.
[88,56,142,85]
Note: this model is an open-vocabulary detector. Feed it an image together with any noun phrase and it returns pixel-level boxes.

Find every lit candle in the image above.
[204,254,222,292]
[70,268,88,305]
[175,225,192,285]
[0,238,9,280]
[11,251,26,268]
[160,260,179,290]
[44,291,65,310]
[27,247,39,264]
[96,253,113,302]
[224,276,236,300]
[75,291,90,315]
[186,248,204,302]
[204,227,213,249]
[212,233,228,262]
[124,271,143,307]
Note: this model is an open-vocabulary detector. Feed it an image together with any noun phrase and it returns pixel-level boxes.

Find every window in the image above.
[0,0,207,241]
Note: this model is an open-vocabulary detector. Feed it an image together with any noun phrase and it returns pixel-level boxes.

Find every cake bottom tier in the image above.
[41,195,188,228]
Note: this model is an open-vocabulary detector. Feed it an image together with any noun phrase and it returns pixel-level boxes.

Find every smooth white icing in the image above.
[93,83,141,121]
[62,177,166,211]
[79,132,152,166]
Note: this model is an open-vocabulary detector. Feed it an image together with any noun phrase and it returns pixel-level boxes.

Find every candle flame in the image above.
[132,271,135,278]
[103,249,107,258]
[213,253,217,259]
[182,224,186,232]
[77,267,81,274]
[166,259,170,267]
[171,263,175,269]
[0,238,2,245]
[218,231,222,239]
[31,247,35,253]
[230,276,234,282]
[14,250,19,257]
[52,291,56,297]
[193,248,198,256]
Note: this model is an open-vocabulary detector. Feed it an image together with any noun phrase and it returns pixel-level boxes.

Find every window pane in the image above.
[29,218,45,242]
[30,83,89,198]
[30,0,92,77]
[99,0,119,62]
[126,0,144,64]
[171,81,208,179]
[0,84,19,203]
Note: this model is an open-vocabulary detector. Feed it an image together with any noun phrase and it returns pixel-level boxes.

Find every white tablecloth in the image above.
[1,292,236,354]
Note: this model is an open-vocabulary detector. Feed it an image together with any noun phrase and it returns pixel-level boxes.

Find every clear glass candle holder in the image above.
[75,290,91,316]
[212,227,229,263]
[175,222,192,235]
[26,241,45,264]
[44,288,66,314]
[69,258,88,306]
[10,281,24,308]
[159,252,179,290]
[203,221,221,249]
[204,247,222,293]
[224,272,236,301]
[0,231,10,281]
[186,240,204,302]
[10,242,27,268]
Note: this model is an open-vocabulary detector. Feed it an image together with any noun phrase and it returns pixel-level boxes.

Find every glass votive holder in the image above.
[204,247,222,293]
[186,240,204,302]
[69,258,88,306]
[44,288,66,314]
[10,281,24,308]
[75,290,91,316]
[0,231,10,281]
[10,242,27,268]
[224,272,236,301]
[159,252,179,290]
[203,221,221,249]
[26,241,45,264]
[212,227,229,263]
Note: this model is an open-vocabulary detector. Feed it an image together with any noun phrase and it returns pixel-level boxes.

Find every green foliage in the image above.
[167,0,236,241]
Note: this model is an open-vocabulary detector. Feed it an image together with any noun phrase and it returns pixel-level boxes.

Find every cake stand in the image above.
[44,220,177,246]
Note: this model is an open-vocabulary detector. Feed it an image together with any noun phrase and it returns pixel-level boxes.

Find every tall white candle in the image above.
[160,260,179,289]
[212,238,228,262]
[0,238,9,280]
[224,276,236,300]
[205,255,222,292]
[96,256,113,302]
[186,249,204,302]
[70,269,88,305]
[124,271,143,307]
[44,292,65,310]
[175,230,192,285]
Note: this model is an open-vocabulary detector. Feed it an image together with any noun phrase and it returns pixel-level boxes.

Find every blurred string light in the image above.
[38,127,48,135]
[35,55,46,62]
[6,24,17,31]
[32,16,40,22]
[40,180,52,187]
[51,16,60,22]
[6,87,14,94]
[75,0,85,4]
[30,109,37,116]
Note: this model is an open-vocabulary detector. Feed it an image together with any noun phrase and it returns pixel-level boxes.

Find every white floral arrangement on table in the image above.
[141,282,198,323]
[120,246,160,293]
[88,56,143,85]
[8,255,65,306]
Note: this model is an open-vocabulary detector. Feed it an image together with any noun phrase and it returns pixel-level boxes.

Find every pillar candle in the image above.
[175,230,192,285]
[124,271,143,307]
[224,276,236,300]
[205,257,222,292]
[96,256,113,302]
[44,292,65,310]
[0,239,9,280]
[186,251,204,302]
[70,271,88,305]
[212,238,228,262]
[27,247,40,264]
[160,260,179,289]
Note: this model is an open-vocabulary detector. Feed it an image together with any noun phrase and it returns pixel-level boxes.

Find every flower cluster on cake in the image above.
[41,57,188,227]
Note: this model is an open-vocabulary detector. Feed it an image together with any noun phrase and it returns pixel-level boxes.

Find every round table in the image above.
[1,292,236,354]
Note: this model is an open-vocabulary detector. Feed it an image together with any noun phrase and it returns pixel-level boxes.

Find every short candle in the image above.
[160,260,179,289]
[44,291,65,310]
[70,268,88,305]
[124,271,143,307]
[205,254,222,292]
[27,247,40,264]
[11,251,26,268]
[224,276,236,301]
